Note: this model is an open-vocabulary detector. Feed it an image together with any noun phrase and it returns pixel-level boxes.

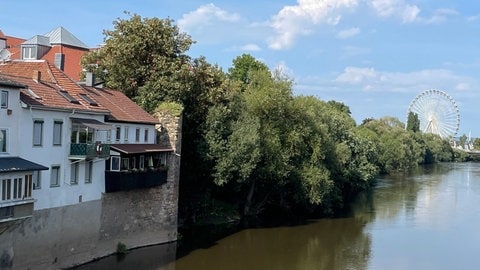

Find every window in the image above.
[0,129,7,153]
[106,130,112,142]
[139,155,145,170]
[121,158,129,171]
[115,127,121,142]
[53,121,63,146]
[70,163,79,185]
[144,129,149,142]
[32,171,41,190]
[124,127,129,142]
[1,178,11,201]
[24,174,33,198]
[13,178,22,199]
[22,46,36,59]
[78,93,98,106]
[85,161,92,184]
[1,90,8,108]
[131,157,137,169]
[33,120,44,146]
[110,156,120,171]
[59,90,80,104]
[0,206,13,219]
[50,166,60,187]
[135,128,140,142]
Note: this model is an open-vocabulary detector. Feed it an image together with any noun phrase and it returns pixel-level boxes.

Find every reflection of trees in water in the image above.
[174,217,370,270]
[352,164,452,225]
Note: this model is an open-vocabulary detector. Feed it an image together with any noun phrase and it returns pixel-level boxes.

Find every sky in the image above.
[2,0,480,137]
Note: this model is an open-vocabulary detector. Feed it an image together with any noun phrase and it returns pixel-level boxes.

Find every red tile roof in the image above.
[81,85,159,124]
[0,60,109,114]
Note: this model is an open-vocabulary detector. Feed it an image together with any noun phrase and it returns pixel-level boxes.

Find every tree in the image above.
[406,112,420,132]
[81,12,194,111]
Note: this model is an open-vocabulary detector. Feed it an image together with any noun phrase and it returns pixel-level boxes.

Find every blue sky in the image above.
[3,0,479,137]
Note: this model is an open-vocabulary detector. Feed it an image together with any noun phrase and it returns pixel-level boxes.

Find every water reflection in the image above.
[172,217,371,270]
[78,163,480,270]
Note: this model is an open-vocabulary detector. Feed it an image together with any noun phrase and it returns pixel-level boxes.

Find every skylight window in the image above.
[78,93,98,106]
[59,90,80,104]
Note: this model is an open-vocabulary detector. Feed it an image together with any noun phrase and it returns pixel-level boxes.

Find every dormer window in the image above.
[22,46,37,60]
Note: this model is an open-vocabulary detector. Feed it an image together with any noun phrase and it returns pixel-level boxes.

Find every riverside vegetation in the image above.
[81,13,474,224]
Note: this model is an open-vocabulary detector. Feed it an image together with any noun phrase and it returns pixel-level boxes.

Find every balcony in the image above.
[70,143,110,159]
[104,169,167,193]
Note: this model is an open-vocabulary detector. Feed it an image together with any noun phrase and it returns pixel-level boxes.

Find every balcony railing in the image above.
[70,143,110,159]
[104,169,167,193]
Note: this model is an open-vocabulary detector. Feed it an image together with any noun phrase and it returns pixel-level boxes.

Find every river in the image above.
[74,162,480,270]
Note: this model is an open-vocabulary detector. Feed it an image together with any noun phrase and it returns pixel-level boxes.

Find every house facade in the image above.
[0,59,180,269]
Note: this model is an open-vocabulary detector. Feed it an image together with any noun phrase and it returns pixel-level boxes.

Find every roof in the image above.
[0,61,110,114]
[44,27,89,49]
[72,118,112,130]
[0,75,26,88]
[0,157,48,173]
[22,35,51,47]
[82,85,159,125]
[110,144,173,155]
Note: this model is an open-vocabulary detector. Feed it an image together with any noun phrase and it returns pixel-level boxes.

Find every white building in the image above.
[0,60,170,221]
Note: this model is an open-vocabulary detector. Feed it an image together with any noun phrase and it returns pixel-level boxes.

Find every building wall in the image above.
[18,109,107,210]
[0,109,182,269]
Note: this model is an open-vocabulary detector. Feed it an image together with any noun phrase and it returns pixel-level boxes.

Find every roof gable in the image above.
[44,27,89,49]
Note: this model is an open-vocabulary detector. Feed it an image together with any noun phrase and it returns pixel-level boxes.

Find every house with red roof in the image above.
[0,59,173,216]
[0,27,89,81]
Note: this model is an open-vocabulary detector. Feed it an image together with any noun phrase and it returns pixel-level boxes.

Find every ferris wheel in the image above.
[406,89,460,139]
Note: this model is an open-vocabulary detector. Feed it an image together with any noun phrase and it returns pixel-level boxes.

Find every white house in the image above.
[0,60,171,220]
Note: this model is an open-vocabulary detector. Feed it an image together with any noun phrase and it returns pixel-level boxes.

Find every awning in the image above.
[110,144,173,155]
[0,157,49,173]
[71,118,112,130]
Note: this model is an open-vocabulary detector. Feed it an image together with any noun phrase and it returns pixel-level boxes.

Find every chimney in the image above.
[86,72,94,87]
[32,70,41,82]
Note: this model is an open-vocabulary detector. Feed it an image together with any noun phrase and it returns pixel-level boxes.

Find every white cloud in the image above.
[420,8,459,24]
[334,66,474,93]
[336,27,361,39]
[274,61,295,78]
[178,4,241,32]
[228,44,262,52]
[267,0,359,50]
[370,0,420,23]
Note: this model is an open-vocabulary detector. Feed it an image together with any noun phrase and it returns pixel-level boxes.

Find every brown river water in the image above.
[74,162,480,270]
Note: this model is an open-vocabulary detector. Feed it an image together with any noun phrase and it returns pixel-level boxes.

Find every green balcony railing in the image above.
[70,143,110,158]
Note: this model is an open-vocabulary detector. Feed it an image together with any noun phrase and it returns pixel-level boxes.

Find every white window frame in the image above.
[124,126,129,142]
[22,46,36,60]
[33,171,41,190]
[115,126,121,142]
[144,128,149,142]
[135,128,140,142]
[50,165,60,187]
[139,155,145,170]
[1,178,12,201]
[24,174,33,198]
[53,120,63,146]
[70,163,79,185]
[13,177,22,200]
[106,130,112,142]
[33,120,44,146]
[1,90,8,109]
[85,161,93,184]
[0,128,7,153]
[110,156,120,172]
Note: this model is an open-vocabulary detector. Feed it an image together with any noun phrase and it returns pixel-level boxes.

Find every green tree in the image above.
[406,112,420,132]
[81,12,194,110]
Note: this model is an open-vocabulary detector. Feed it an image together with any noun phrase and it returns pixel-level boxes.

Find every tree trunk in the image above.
[243,179,256,217]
